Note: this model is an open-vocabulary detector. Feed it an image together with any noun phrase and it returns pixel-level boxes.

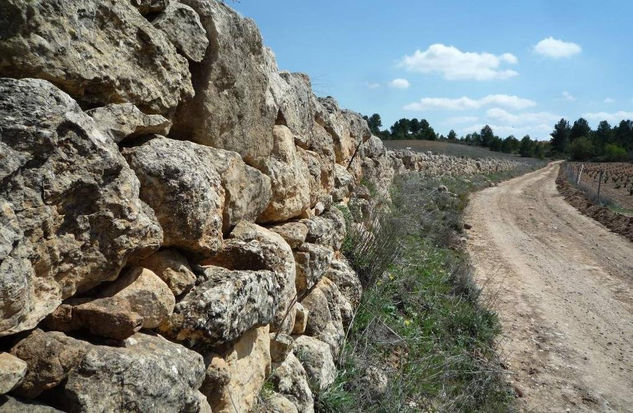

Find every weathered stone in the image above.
[0,396,63,413]
[270,352,314,413]
[63,333,205,413]
[154,2,209,62]
[258,393,298,413]
[86,103,172,144]
[0,353,27,395]
[270,222,309,249]
[98,267,175,329]
[257,125,312,223]
[43,296,143,340]
[172,0,277,164]
[200,356,231,405]
[325,258,362,307]
[301,277,352,357]
[131,0,169,14]
[302,208,346,250]
[10,330,88,399]
[362,366,389,398]
[294,243,334,294]
[0,0,192,115]
[205,326,271,413]
[138,248,196,296]
[294,336,336,393]
[196,392,213,413]
[292,303,309,335]
[362,136,387,159]
[0,78,162,336]
[161,266,278,344]
[332,164,354,202]
[270,333,295,363]
[122,137,225,257]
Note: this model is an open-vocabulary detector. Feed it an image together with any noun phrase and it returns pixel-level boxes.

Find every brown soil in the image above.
[466,162,633,413]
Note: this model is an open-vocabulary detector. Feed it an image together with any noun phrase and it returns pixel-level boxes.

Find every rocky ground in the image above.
[0,1,526,412]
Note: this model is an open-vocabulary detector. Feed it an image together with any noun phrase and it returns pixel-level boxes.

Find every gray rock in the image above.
[0,353,27,394]
[138,248,197,296]
[271,352,314,413]
[0,78,162,336]
[302,208,346,250]
[294,243,334,294]
[294,336,336,393]
[270,222,309,249]
[0,0,192,115]
[122,137,225,258]
[86,103,172,143]
[332,164,354,202]
[63,333,205,413]
[161,266,279,344]
[154,1,209,62]
[0,396,63,413]
[131,0,169,15]
[325,258,362,307]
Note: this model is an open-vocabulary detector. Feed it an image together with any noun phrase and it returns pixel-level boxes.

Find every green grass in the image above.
[315,172,521,412]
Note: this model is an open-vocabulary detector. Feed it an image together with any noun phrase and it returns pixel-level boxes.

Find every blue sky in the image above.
[233,0,633,140]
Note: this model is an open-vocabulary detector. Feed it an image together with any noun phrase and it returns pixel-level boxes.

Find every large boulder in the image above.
[270,222,309,249]
[325,258,362,307]
[0,353,27,395]
[172,0,277,164]
[86,103,172,144]
[270,352,314,413]
[294,336,336,393]
[294,243,334,294]
[122,137,225,258]
[161,266,279,344]
[302,208,346,250]
[203,326,271,413]
[203,222,296,333]
[153,1,209,62]
[63,333,205,413]
[0,0,193,115]
[0,396,62,413]
[0,78,162,336]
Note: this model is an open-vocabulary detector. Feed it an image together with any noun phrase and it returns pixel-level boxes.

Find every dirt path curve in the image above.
[465,162,633,412]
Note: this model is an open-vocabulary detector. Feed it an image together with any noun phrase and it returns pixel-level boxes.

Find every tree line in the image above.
[363,114,547,159]
[550,118,633,161]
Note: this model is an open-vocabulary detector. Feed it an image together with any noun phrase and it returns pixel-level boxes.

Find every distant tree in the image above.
[501,135,519,153]
[604,144,628,161]
[363,113,383,135]
[480,125,495,147]
[519,135,534,157]
[568,136,594,161]
[550,118,571,155]
[569,118,591,142]
[390,118,411,139]
[613,120,633,150]
[592,120,612,155]
[409,118,421,136]
[447,130,458,141]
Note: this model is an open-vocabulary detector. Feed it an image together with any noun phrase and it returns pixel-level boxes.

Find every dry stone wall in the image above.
[0,1,523,411]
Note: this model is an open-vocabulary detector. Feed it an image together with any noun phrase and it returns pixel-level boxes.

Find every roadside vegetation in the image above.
[315,167,540,412]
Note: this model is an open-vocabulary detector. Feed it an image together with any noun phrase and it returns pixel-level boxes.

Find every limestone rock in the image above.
[0,78,162,337]
[10,330,88,399]
[270,352,314,413]
[0,0,192,115]
[292,303,309,335]
[204,222,296,334]
[63,333,205,413]
[154,1,209,62]
[138,249,196,296]
[325,258,362,307]
[259,392,299,413]
[302,208,346,250]
[162,266,278,344]
[0,353,27,395]
[44,297,143,340]
[257,125,312,223]
[172,0,277,164]
[122,137,225,257]
[270,333,295,363]
[270,222,309,249]
[294,336,336,393]
[131,0,169,14]
[98,267,175,329]
[204,326,271,413]
[0,396,62,413]
[86,103,172,144]
[272,72,318,138]
[332,164,354,202]
[294,243,334,294]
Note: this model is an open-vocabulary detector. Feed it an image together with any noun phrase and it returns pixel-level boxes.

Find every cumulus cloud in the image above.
[399,44,519,81]
[404,94,536,111]
[603,97,615,104]
[533,37,582,58]
[562,91,576,101]
[389,78,410,89]
[583,111,633,123]
[485,108,560,125]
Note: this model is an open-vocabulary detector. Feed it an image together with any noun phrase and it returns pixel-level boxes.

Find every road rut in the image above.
[466,162,633,412]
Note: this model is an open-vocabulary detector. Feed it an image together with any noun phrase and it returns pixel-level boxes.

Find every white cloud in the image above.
[485,108,560,125]
[399,44,519,81]
[366,82,381,89]
[389,78,410,89]
[533,37,582,58]
[562,91,576,101]
[445,116,479,124]
[583,111,633,123]
[404,94,536,111]
[603,97,615,104]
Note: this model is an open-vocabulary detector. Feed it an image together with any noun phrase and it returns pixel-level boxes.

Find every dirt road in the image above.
[466,162,633,412]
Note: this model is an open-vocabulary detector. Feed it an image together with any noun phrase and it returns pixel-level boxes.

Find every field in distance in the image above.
[384,139,530,161]
[566,162,633,212]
